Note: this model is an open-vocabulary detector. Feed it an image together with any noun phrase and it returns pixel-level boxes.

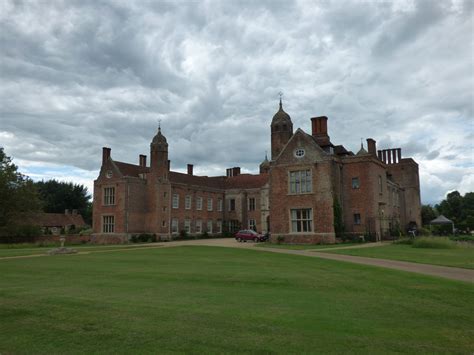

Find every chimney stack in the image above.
[102,147,111,165]
[232,167,241,176]
[65,209,70,215]
[72,209,78,215]
[366,138,376,156]
[139,154,147,167]
[310,116,330,146]
[187,164,194,175]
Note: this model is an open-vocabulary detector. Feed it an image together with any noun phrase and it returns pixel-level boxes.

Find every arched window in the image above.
[283,124,287,131]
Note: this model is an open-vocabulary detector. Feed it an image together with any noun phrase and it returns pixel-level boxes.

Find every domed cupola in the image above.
[150,124,169,174]
[356,141,369,156]
[270,98,293,160]
[151,126,168,151]
[259,152,270,174]
[271,99,292,126]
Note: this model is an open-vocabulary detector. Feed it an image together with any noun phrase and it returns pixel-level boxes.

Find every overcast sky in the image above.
[0,0,472,205]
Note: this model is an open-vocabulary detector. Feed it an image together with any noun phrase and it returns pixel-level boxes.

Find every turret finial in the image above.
[278,91,283,110]
[158,119,161,133]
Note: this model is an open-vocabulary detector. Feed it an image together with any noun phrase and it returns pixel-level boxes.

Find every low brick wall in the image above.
[271,233,336,245]
[90,234,129,244]
[36,235,91,244]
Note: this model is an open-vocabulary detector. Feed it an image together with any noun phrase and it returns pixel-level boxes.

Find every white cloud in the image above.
[0,0,472,205]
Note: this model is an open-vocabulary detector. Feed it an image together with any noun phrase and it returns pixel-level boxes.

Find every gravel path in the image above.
[1,238,472,283]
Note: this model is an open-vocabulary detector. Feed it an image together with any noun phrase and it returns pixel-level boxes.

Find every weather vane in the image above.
[278,91,283,100]
[158,119,161,130]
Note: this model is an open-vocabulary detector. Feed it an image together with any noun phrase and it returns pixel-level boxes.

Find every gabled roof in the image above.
[114,161,149,177]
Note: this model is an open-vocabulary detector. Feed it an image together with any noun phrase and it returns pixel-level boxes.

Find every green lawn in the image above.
[0,243,162,258]
[0,246,473,354]
[256,242,363,250]
[324,243,474,269]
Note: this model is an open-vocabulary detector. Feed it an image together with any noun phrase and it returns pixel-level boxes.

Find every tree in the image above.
[436,191,463,223]
[421,204,437,225]
[0,148,42,231]
[35,179,92,225]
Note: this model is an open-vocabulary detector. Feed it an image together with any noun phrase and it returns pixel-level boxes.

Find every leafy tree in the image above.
[35,180,92,225]
[0,148,42,231]
[421,204,437,225]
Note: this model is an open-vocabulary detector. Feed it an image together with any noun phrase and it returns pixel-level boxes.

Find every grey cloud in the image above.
[0,0,472,204]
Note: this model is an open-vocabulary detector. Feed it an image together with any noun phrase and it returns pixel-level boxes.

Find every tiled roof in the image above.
[114,161,149,177]
[170,171,269,190]
[113,161,269,190]
[169,171,226,189]
[224,173,269,189]
[21,213,87,227]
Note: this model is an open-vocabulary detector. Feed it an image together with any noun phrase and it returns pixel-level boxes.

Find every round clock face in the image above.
[106,170,113,178]
[294,148,305,158]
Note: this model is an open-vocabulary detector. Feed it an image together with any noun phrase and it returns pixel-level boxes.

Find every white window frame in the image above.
[172,193,179,209]
[207,220,213,234]
[218,198,223,212]
[290,209,313,233]
[184,219,191,233]
[207,197,213,211]
[102,215,115,233]
[289,170,312,194]
[185,195,192,210]
[196,197,203,210]
[171,218,179,234]
[248,197,256,211]
[249,219,256,231]
[352,177,360,189]
[228,199,235,211]
[217,220,222,234]
[103,187,115,205]
[196,220,202,234]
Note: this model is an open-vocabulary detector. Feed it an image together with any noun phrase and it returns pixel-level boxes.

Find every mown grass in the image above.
[256,242,363,250]
[0,246,473,354]
[0,243,161,258]
[325,243,474,269]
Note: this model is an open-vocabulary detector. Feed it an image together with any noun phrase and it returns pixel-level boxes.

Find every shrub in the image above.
[412,237,457,249]
[276,236,285,244]
[450,235,474,242]
[130,233,156,243]
[79,228,93,236]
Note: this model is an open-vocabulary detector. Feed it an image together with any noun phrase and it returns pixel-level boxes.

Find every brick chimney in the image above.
[139,154,147,167]
[64,209,70,215]
[187,164,194,175]
[102,147,111,165]
[366,138,376,156]
[311,116,330,146]
[226,167,241,177]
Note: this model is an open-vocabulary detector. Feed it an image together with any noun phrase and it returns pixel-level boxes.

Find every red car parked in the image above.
[235,230,267,243]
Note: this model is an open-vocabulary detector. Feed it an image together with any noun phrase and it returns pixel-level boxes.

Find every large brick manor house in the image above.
[92,100,421,244]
